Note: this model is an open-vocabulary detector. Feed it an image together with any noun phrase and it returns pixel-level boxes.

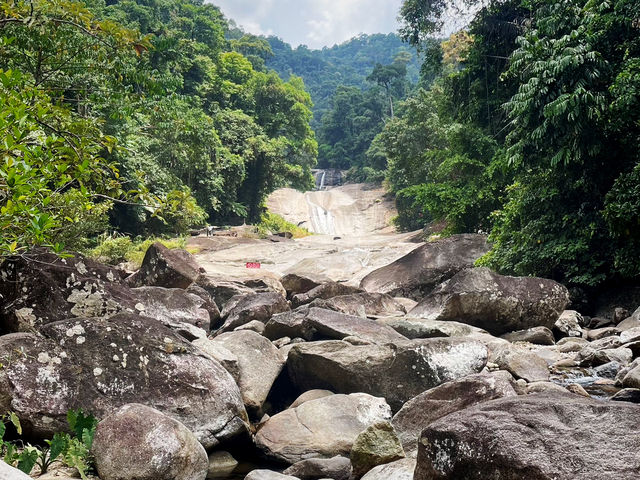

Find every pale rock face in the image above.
[255,393,392,465]
[361,458,417,480]
[0,459,32,479]
[92,404,208,480]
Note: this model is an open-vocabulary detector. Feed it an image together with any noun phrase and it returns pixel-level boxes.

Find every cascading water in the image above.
[319,170,326,190]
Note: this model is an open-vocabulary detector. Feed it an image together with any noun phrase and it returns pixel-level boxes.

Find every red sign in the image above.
[246,262,261,269]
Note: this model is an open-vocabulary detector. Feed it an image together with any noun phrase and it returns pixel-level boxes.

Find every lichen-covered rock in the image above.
[409,268,570,336]
[213,330,285,417]
[0,251,213,335]
[553,310,584,339]
[413,393,640,479]
[359,234,490,300]
[92,404,208,480]
[255,393,391,465]
[493,345,550,382]
[350,422,405,478]
[264,307,407,344]
[0,314,249,448]
[392,372,517,455]
[216,293,290,333]
[127,242,201,289]
[283,456,352,480]
[287,339,488,411]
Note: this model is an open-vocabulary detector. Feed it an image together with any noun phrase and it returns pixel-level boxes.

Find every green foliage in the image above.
[257,212,311,239]
[90,235,189,266]
[0,409,97,478]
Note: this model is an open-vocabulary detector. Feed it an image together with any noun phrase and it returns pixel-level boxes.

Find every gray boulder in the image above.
[493,345,550,382]
[309,293,406,318]
[414,393,640,479]
[409,268,570,336]
[217,292,290,333]
[501,327,555,345]
[553,310,584,338]
[360,458,416,480]
[283,456,352,480]
[245,471,299,480]
[213,330,285,416]
[359,234,490,300]
[0,314,248,448]
[289,390,335,409]
[265,308,407,345]
[127,242,201,289]
[381,317,487,339]
[291,282,362,308]
[287,339,488,411]
[93,404,208,480]
[255,393,391,464]
[392,372,517,455]
[280,273,328,299]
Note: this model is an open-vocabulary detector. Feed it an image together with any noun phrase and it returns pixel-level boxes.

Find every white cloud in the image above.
[209,0,404,49]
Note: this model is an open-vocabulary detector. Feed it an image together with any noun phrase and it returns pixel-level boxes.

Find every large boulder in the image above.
[255,393,391,465]
[264,308,407,345]
[409,268,570,336]
[414,393,640,479]
[359,234,490,300]
[283,456,352,480]
[350,421,405,478]
[213,331,285,416]
[0,251,212,335]
[0,314,248,448]
[216,293,290,333]
[245,471,299,480]
[287,339,488,411]
[381,317,487,339]
[309,293,406,318]
[360,458,416,480]
[127,243,201,289]
[492,345,550,382]
[280,273,329,299]
[291,282,363,308]
[92,404,208,480]
[392,372,517,455]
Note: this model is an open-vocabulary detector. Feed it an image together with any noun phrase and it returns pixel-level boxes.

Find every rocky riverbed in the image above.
[1,191,640,479]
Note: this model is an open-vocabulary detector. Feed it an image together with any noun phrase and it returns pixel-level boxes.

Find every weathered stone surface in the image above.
[93,404,208,480]
[0,314,248,448]
[127,243,201,289]
[611,388,640,404]
[186,284,221,325]
[359,234,490,300]
[620,327,640,344]
[623,363,640,388]
[291,282,362,308]
[553,310,584,339]
[0,459,32,479]
[392,372,517,455]
[207,451,238,479]
[289,390,335,409]
[350,421,405,478]
[283,456,352,480]
[0,251,214,335]
[576,345,633,367]
[381,317,487,339]
[217,293,290,333]
[493,345,550,382]
[255,393,391,464]
[587,327,621,341]
[287,339,488,411]
[192,338,240,381]
[409,268,570,336]
[413,393,640,480]
[245,470,299,480]
[501,327,555,345]
[280,273,328,299]
[360,458,416,480]
[309,293,406,318]
[213,331,285,416]
[235,320,266,334]
[194,275,256,310]
[264,308,407,345]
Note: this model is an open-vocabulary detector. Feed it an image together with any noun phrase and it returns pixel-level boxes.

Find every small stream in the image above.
[550,367,621,399]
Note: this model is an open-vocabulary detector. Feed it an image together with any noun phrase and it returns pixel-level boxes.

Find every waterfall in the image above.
[319,170,326,190]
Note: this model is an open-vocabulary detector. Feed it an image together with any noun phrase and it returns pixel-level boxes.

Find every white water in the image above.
[319,170,326,190]
[306,195,335,235]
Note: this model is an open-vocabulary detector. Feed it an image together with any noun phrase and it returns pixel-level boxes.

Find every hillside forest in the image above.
[1,0,640,298]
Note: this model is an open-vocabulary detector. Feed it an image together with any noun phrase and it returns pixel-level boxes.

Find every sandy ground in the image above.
[191,185,422,286]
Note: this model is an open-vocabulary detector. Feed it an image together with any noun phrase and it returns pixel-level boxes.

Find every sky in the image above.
[208,0,405,50]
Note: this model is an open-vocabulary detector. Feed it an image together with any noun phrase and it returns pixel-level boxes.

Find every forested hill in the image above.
[264,34,421,128]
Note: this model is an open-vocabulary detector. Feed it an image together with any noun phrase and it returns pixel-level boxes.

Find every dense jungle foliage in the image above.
[0,0,317,255]
[384,0,640,291]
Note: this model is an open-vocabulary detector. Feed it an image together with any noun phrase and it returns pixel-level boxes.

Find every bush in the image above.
[345,166,386,184]
[90,236,190,266]
[257,212,311,238]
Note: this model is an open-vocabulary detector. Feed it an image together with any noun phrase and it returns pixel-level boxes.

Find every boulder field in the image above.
[0,235,639,479]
